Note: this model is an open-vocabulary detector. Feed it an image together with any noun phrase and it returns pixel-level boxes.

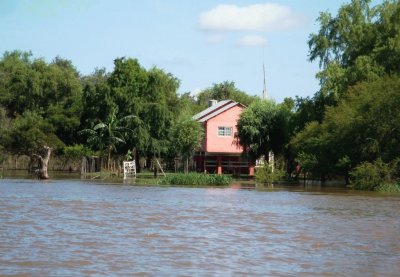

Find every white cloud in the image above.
[237,35,267,47]
[199,3,305,32]
[206,34,225,44]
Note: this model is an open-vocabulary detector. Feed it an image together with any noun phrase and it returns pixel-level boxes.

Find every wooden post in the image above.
[217,156,222,175]
[156,159,166,177]
[249,162,255,176]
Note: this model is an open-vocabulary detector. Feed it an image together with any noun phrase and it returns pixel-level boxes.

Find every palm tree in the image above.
[80,107,135,170]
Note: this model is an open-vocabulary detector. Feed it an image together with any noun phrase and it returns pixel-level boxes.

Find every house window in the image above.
[218,126,233,137]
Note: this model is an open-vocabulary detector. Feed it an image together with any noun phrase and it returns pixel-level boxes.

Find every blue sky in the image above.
[0,0,382,102]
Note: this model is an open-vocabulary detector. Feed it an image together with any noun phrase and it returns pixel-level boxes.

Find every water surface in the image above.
[0,179,399,276]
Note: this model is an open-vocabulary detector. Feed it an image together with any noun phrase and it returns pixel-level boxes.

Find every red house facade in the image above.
[193,100,254,176]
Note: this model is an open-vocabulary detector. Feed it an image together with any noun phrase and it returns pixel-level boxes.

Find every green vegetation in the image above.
[287,0,400,188]
[170,113,203,173]
[196,81,257,108]
[255,165,286,184]
[375,183,400,193]
[349,159,400,191]
[236,100,291,161]
[159,173,232,186]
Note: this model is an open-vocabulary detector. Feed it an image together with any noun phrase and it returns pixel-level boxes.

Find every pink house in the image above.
[193,100,254,176]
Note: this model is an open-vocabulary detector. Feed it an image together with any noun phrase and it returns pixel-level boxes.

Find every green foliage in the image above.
[178,92,205,115]
[1,50,260,171]
[296,152,319,175]
[170,113,203,158]
[237,99,292,161]
[80,68,111,129]
[349,159,392,190]
[79,106,134,168]
[125,149,133,161]
[2,111,64,156]
[160,173,232,186]
[308,0,400,106]
[0,51,83,144]
[291,76,400,180]
[375,183,400,193]
[255,165,286,184]
[197,81,256,107]
[63,144,92,159]
[104,58,181,157]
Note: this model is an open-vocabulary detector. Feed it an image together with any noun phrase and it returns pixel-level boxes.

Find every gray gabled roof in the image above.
[192,100,232,121]
[193,100,243,123]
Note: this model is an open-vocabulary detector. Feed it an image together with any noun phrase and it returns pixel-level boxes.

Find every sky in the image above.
[0,0,382,103]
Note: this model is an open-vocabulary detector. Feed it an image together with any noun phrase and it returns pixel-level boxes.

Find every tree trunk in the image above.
[185,156,189,174]
[33,146,51,179]
[28,155,35,173]
[108,146,112,171]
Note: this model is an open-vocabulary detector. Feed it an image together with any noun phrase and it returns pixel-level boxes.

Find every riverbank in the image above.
[2,169,400,194]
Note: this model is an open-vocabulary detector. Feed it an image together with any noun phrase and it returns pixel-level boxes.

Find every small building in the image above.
[193,99,254,176]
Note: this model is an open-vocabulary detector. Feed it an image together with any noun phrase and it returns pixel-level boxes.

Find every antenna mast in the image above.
[263,62,267,100]
[262,47,267,100]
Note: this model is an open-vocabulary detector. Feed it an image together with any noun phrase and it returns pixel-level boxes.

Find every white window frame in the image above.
[218,126,233,137]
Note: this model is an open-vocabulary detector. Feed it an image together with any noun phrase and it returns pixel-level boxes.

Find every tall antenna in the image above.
[262,47,267,100]
[263,62,267,100]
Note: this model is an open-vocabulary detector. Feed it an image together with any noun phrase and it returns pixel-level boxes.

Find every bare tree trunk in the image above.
[185,156,189,174]
[108,146,112,171]
[33,146,51,179]
[153,156,158,178]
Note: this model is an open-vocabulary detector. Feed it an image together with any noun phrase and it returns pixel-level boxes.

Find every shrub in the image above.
[255,165,286,184]
[349,159,392,190]
[159,173,232,186]
[63,144,92,159]
[374,183,400,193]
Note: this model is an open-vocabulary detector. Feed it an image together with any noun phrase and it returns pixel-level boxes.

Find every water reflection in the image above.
[0,179,399,276]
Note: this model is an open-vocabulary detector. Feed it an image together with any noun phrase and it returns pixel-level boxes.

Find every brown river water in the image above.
[0,178,399,276]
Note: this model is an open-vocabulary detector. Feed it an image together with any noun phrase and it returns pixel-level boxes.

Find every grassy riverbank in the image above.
[159,173,232,187]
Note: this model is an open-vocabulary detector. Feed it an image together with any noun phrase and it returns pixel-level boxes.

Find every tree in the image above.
[170,113,203,173]
[140,67,180,158]
[308,0,400,107]
[0,51,83,144]
[236,99,291,162]
[79,106,135,170]
[43,57,83,144]
[197,81,256,107]
[290,76,400,183]
[105,58,181,164]
[1,111,64,178]
[80,68,111,130]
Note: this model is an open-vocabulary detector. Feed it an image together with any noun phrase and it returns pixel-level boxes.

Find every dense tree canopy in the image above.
[291,76,400,181]
[197,81,257,108]
[283,0,400,183]
[236,100,291,161]
[0,51,82,158]
[308,0,400,107]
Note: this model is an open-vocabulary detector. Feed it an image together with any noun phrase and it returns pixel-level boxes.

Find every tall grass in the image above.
[159,173,232,186]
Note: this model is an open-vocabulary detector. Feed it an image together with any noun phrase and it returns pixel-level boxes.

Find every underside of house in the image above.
[194,152,254,176]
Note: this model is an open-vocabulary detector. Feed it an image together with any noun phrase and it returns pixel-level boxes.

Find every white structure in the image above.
[123,160,136,178]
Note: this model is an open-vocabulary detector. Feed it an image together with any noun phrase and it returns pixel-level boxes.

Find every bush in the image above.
[374,183,400,193]
[255,165,286,184]
[63,144,92,159]
[159,173,232,186]
[349,159,392,190]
